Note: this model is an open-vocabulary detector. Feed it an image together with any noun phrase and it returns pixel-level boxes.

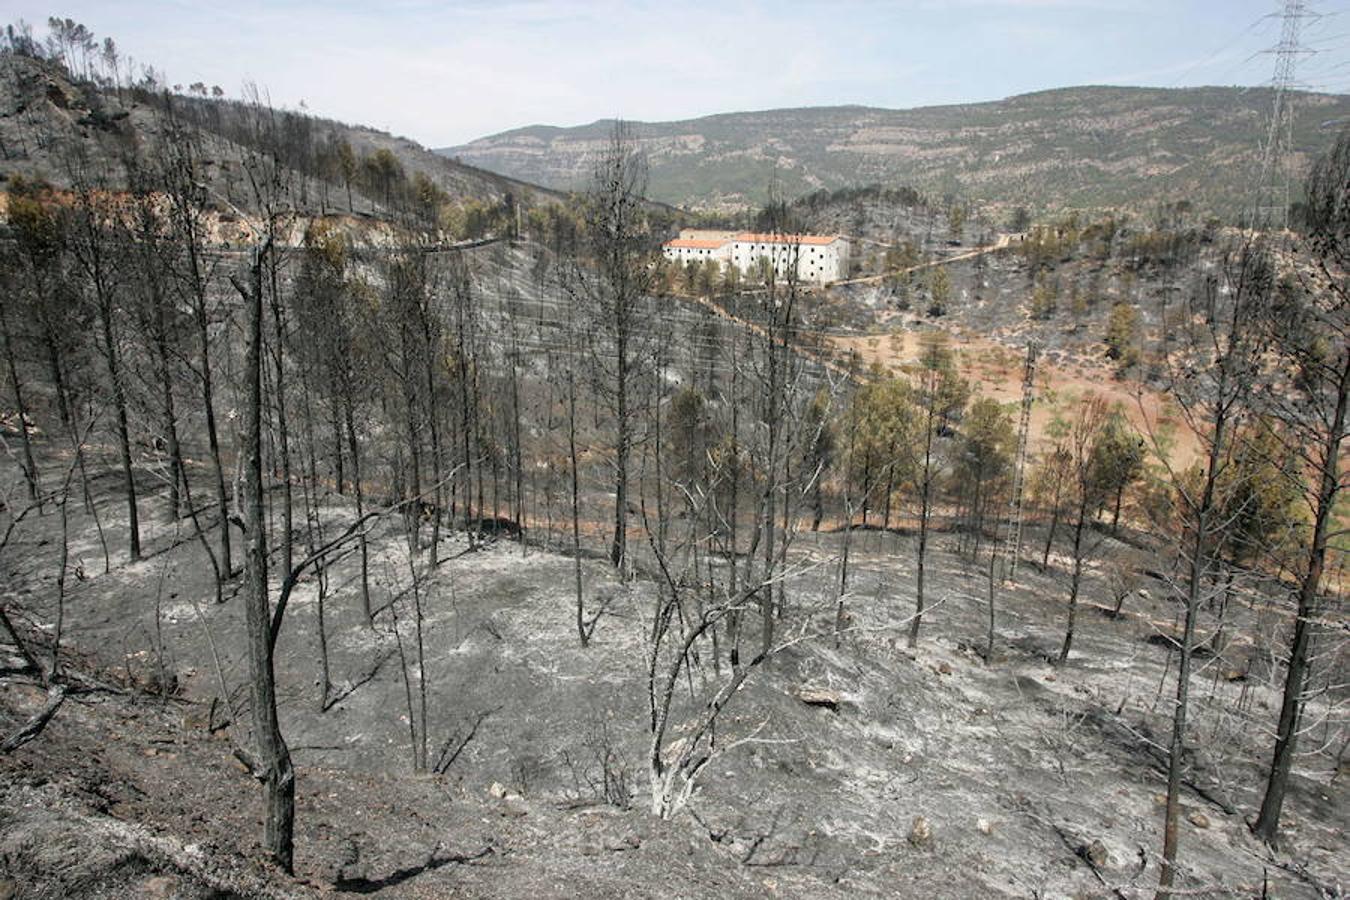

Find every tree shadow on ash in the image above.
[334,843,495,893]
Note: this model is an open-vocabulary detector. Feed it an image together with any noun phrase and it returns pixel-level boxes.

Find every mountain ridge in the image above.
[438,84,1350,216]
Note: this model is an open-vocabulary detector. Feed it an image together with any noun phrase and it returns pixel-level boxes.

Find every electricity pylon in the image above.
[1253,0,1318,229]
[1001,341,1038,583]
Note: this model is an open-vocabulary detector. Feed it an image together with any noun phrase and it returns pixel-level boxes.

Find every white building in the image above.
[662,230,850,285]
[662,236,731,267]
[729,233,850,284]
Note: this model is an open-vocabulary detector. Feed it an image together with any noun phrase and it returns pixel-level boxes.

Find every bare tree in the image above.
[380,240,448,564]
[643,466,826,818]
[1058,395,1109,664]
[126,160,188,519]
[62,149,141,561]
[907,333,968,648]
[578,121,654,569]
[952,395,1014,560]
[1252,127,1350,847]
[562,271,589,645]
[0,264,39,504]
[1144,240,1270,899]
[741,197,813,656]
[1031,436,1072,570]
[8,179,110,555]
[233,243,296,873]
[448,253,481,540]
[238,88,298,575]
[156,97,234,577]
[291,224,373,620]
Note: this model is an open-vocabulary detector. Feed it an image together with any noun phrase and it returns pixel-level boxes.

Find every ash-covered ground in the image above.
[1,461,1345,899]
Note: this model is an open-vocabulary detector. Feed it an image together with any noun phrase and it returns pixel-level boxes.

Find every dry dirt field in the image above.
[828,326,1203,467]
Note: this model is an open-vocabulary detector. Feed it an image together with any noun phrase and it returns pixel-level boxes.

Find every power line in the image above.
[1165,13,1275,89]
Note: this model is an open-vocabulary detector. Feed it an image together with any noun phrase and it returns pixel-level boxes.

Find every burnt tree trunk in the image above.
[95,272,141,561]
[1252,352,1348,846]
[1058,494,1089,664]
[237,247,295,873]
[0,299,39,504]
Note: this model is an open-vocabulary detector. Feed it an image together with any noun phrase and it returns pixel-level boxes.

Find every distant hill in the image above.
[439,86,1350,217]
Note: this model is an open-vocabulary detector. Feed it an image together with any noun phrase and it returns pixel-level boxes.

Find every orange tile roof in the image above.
[665,238,728,249]
[735,233,839,245]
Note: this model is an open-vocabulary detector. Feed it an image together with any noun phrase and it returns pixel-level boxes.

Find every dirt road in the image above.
[830,232,1020,288]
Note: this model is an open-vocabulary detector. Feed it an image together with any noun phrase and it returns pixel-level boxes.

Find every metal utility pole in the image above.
[1001,341,1038,583]
[1253,0,1317,229]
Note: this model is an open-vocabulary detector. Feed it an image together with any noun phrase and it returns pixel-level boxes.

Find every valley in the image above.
[0,13,1347,900]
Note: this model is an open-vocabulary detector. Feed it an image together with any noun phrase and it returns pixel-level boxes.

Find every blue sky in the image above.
[5,1,1347,145]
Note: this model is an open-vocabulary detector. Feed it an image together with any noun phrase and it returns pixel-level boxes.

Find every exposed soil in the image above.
[828,326,1203,466]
